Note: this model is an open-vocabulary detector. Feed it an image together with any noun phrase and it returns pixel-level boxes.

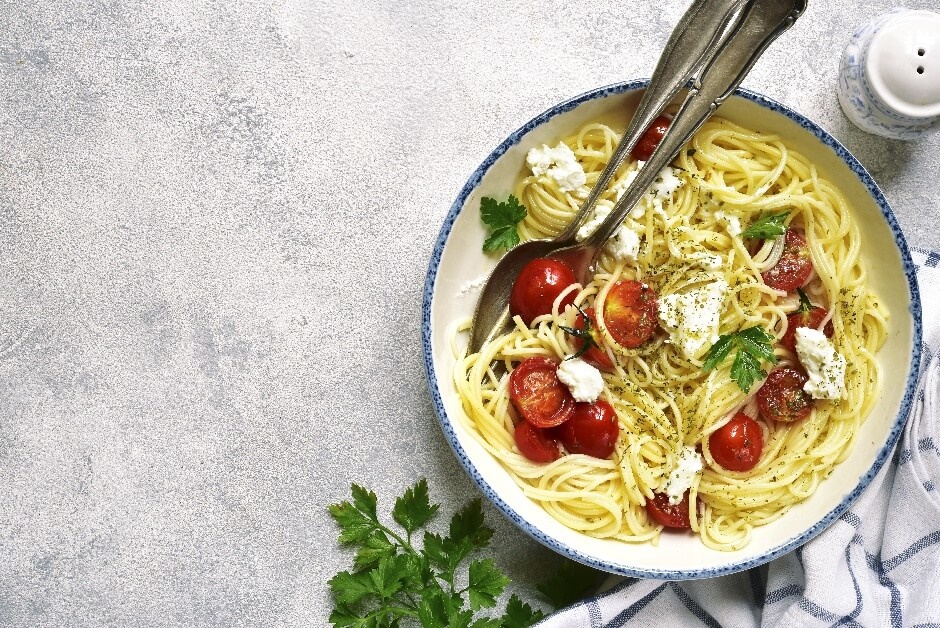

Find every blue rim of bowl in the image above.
[421,79,923,579]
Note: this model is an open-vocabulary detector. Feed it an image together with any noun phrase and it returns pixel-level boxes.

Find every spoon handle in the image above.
[557,0,751,243]
[582,0,807,259]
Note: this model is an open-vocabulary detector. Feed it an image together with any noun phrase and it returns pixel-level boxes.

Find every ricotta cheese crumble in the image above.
[663,446,703,505]
[556,358,604,403]
[526,143,587,193]
[795,327,847,400]
[658,280,729,359]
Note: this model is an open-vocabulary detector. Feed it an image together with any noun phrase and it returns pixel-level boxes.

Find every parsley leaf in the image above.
[481,195,527,252]
[393,478,439,535]
[501,596,546,627]
[353,530,396,571]
[741,211,790,240]
[329,569,378,606]
[701,334,734,372]
[731,349,765,395]
[330,485,379,545]
[736,326,777,364]
[702,325,778,393]
[329,479,548,627]
[468,559,510,610]
[418,589,473,628]
[449,498,491,548]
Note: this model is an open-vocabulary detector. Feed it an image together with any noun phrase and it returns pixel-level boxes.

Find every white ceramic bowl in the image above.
[422,81,922,579]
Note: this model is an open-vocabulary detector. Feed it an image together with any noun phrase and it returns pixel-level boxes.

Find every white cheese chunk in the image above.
[526,142,586,192]
[714,210,742,237]
[643,165,685,218]
[795,327,847,400]
[576,200,612,241]
[658,280,729,359]
[609,163,686,221]
[556,358,604,403]
[686,251,724,270]
[605,225,641,262]
[610,165,641,202]
[650,166,684,200]
[525,143,562,176]
[575,164,686,240]
[456,274,487,297]
[663,446,703,505]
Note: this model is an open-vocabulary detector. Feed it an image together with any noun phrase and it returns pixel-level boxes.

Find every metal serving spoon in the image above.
[542,0,751,249]
[468,0,807,353]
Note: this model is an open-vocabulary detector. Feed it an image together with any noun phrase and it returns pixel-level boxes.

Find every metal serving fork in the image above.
[467,0,807,353]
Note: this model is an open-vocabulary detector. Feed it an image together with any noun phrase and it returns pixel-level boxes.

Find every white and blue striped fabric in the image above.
[539,247,940,628]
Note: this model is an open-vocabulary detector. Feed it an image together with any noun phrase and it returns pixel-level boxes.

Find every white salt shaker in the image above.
[837,8,940,140]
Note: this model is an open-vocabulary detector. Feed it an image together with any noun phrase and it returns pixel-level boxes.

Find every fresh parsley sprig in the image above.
[741,211,790,240]
[329,479,546,627]
[481,195,527,252]
[702,326,778,393]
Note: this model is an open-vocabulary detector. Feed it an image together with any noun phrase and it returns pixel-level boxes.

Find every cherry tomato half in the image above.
[510,258,577,325]
[574,307,614,370]
[514,421,561,463]
[603,280,659,349]
[554,399,620,459]
[780,306,834,355]
[762,229,814,292]
[631,115,672,162]
[757,367,814,423]
[646,491,691,529]
[709,412,764,472]
[509,357,575,428]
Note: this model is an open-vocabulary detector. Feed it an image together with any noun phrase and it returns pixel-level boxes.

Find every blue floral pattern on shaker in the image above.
[837,9,940,140]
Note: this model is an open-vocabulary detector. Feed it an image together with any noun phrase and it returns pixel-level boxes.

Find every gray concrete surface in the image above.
[1,0,938,625]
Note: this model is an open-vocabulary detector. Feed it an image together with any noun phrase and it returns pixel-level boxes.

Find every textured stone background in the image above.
[1,0,938,625]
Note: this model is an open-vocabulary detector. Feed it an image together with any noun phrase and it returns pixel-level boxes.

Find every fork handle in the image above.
[556,0,751,243]
[582,0,807,256]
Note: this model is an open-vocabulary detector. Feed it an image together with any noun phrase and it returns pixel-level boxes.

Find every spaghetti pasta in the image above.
[453,118,888,551]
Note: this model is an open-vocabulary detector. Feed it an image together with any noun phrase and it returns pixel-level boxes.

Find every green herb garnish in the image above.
[796,287,813,314]
[329,479,546,627]
[481,195,527,252]
[558,303,599,361]
[702,326,778,393]
[741,211,790,240]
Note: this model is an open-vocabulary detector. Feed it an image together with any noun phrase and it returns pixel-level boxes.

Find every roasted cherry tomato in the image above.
[509,357,575,428]
[554,399,620,459]
[603,280,659,349]
[509,258,577,325]
[514,421,561,463]
[757,366,814,422]
[631,114,672,162]
[780,306,834,355]
[646,491,691,529]
[762,229,814,292]
[574,307,614,370]
[709,412,764,472]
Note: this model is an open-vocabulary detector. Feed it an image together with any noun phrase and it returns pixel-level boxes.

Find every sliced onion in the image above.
[779,292,802,314]
[752,236,786,272]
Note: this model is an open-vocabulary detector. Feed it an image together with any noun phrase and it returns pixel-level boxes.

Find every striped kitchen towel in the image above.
[538,246,940,628]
